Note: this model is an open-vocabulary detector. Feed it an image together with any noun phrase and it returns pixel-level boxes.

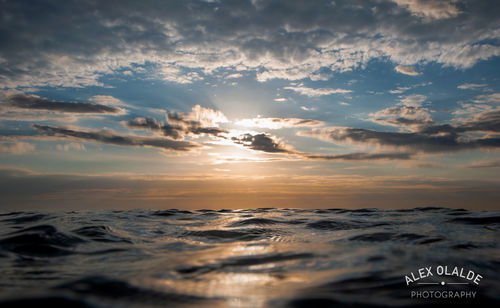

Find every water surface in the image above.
[0,208,499,307]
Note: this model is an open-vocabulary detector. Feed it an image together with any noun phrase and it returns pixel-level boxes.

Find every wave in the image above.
[0,208,498,307]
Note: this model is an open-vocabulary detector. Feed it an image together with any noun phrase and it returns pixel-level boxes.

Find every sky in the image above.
[0,0,499,210]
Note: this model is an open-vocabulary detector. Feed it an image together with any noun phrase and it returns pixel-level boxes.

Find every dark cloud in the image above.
[305,152,412,160]
[420,110,500,135]
[4,94,123,114]
[300,108,500,154]
[417,124,458,135]
[293,119,322,126]
[125,117,184,140]
[0,0,499,87]
[189,126,228,136]
[33,125,198,151]
[125,116,227,140]
[166,110,228,137]
[232,132,412,160]
[232,133,291,153]
[301,124,500,154]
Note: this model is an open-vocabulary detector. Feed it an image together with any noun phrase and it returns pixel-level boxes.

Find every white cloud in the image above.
[453,102,496,117]
[399,94,428,107]
[0,141,35,154]
[457,83,488,90]
[225,73,243,79]
[389,86,411,94]
[172,105,228,127]
[369,94,433,129]
[235,117,324,129]
[274,97,287,102]
[394,65,421,76]
[392,0,461,21]
[284,84,352,97]
[89,95,127,107]
[0,1,499,88]
[159,67,203,84]
[56,142,86,152]
[370,106,433,128]
[310,71,333,81]
[473,93,500,103]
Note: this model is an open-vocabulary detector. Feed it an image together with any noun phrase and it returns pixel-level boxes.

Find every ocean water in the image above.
[0,207,498,307]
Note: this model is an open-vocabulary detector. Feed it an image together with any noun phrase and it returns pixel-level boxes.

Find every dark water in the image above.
[0,208,498,307]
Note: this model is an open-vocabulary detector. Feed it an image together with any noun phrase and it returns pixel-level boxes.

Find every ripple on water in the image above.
[2,214,49,224]
[177,251,315,276]
[0,225,85,257]
[72,226,132,244]
[349,232,444,245]
[182,228,278,242]
[307,219,390,231]
[55,276,218,306]
[0,208,498,307]
[447,216,500,225]
[227,218,305,227]
[0,296,96,308]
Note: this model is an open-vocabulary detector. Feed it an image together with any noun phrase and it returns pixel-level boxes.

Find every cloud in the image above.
[299,122,500,153]
[389,82,432,94]
[2,168,499,210]
[392,0,461,21]
[389,86,411,94]
[370,106,433,128]
[232,133,292,153]
[310,71,333,81]
[284,84,352,97]
[0,141,35,154]
[305,152,412,160]
[465,159,500,169]
[0,108,81,123]
[56,142,86,152]
[89,95,129,107]
[457,83,488,90]
[461,109,500,132]
[399,94,427,107]
[274,97,287,102]
[420,109,500,134]
[231,132,412,161]
[369,94,433,129]
[170,105,228,127]
[225,73,243,79]
[1,1,499,88]
[125,116,227,140]
[2,93,125,114]
[158,67,204,84]
[473,93,500,103]
[394,65,421,76]
[234,117,324,129]
[32,125,198,152]
[125,117,182,139]
[125,104,228,140]
[452,101,496,117]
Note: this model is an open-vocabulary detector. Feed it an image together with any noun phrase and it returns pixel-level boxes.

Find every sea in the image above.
[0,207,499,307]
